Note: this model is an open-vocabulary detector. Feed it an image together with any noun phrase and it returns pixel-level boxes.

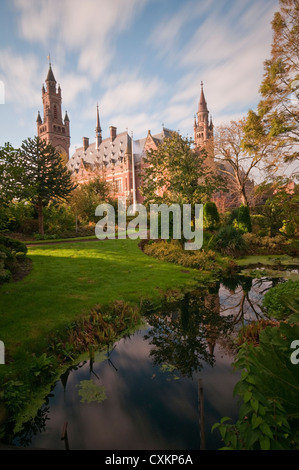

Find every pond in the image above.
[11,275,286,450]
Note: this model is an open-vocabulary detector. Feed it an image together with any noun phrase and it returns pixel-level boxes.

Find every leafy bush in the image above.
[43,203,76,235]
[0,235,27,284]
[263,280,299,321]
[212,322,299,450]
[238,204,252,233]
[243,233,299,256]
[203,201,220,231]
[229,205,252,233]
[0,202,36,234]
[211,225,247,257]
[143,239,217,270]
[0,234,27,256]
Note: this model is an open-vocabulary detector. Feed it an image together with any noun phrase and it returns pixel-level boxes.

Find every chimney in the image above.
[110,126,117,142]
[83,137,89,152]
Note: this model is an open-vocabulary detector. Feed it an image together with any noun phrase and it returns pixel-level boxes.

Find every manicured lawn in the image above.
[0,239,204,359]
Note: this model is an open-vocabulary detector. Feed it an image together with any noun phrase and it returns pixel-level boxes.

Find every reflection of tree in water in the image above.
[12,403,51,447]
[144,276,283,379]
[144,286,235,378]
[220,275,282,324]
[12,362,86,447]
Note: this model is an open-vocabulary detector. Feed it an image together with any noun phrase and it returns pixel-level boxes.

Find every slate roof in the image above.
[46,64,56,83]
[67,131,132,173]
[67,127,175,172]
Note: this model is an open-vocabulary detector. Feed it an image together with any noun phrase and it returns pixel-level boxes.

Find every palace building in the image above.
[36,64,214,205]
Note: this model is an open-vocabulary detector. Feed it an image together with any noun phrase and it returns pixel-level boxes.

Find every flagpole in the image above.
[131,131,136,213]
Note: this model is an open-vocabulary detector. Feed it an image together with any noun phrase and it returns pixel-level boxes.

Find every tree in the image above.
[2,137,75,234]
[70,178,112,225]
[140,132,225,207]
[258,0,299,164]
[213,119,260,207]
[213,116,281,208]
[0,142,24,204]
[203,201,220,231]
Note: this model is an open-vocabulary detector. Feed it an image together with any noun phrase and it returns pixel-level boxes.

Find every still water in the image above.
[13,275,281,450]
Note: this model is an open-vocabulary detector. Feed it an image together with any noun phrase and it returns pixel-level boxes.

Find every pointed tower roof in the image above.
[64,111,70,122]
[198,81,208,112]
[46,63,56,83]
[36,111,42,123]
[96,103,102,132]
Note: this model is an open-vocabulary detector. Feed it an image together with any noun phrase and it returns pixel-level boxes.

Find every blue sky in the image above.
[0,0,279,156]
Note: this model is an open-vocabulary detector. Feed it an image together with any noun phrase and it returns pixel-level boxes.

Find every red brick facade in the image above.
[36,64,70,165]
[37,65,214,204]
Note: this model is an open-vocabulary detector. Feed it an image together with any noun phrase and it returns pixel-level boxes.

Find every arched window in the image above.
[53,105,57,119]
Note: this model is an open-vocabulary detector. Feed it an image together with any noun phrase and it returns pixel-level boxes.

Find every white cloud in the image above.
[152,0,278,127]
[0,49,41,107]
[13,0,148,79]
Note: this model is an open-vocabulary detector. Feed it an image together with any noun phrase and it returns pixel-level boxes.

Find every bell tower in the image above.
[36,60,70,164]
[194,81,213,149]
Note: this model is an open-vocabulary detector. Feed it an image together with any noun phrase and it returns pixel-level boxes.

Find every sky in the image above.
[0,0,279,157]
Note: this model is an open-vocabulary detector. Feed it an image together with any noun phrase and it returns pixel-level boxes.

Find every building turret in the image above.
[194,81,213,148]
[95,104,102,150]
[36,60,70,164]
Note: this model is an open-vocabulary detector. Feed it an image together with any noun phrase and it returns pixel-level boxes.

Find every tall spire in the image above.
[95,104,102,150]
[46,63,56,84]
[198,81,208,112]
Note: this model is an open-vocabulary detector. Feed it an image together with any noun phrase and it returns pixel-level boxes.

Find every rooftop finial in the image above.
[48,53,51,66]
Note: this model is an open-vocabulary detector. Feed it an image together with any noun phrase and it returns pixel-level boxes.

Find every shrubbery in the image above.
[203,201,220,231]
[0,235,27,284]
[262,280,299,321]
[243,233,299,256]
[143,239,217,271]
[210,225,248,257]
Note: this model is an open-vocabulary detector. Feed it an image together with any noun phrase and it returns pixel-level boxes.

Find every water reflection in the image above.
[11,276,280,450]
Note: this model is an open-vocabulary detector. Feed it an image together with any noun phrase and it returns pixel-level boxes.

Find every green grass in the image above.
[25,235,97,244]
[236,254,299,267]
[0,238,205,359]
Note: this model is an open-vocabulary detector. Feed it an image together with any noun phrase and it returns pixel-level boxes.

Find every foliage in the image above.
[242,232,299,256]
[0,202,37,234]
[258,0,299,163]
[143,239,218,271]
[0,137,75,234]
[141,132,226,207]
[229,204,252,233]
[69,177,112,225]
[203,201,220,231]
[211,225,247,257]
[43,203,76,235]
[257,184,299,237]
[0,234,28,256]
[0,235,27,284]
[237,204,252,233]
[0,143,23,204]
[263,280,299,321]
[212,321,299,450]
[213,119,265,207]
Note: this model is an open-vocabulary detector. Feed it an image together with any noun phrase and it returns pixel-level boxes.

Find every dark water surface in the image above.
[12,275,281,450]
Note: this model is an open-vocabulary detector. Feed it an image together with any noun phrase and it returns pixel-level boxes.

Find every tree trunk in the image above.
[37,198,44,235]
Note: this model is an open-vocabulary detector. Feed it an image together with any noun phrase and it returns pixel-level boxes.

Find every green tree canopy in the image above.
[70,177,112,224]
[1,136,75,234]
[140,132,225,207]
[258,0,299,163]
